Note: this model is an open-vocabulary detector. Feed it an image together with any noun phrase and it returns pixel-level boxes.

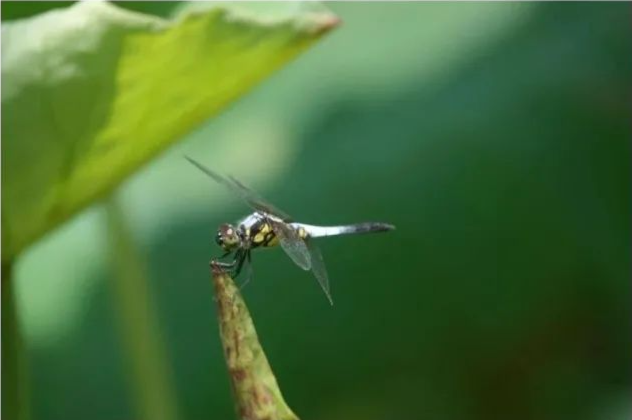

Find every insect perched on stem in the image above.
[186,156,395,305]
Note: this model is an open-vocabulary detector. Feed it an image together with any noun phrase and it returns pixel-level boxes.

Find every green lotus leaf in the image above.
[1,1,338,262]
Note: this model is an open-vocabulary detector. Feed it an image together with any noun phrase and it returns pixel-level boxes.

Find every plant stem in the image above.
[106,199,179,420]
[2,263,30,420]
[211,262,299,420]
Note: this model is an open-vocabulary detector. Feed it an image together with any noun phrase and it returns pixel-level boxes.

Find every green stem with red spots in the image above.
[211,262,299,420]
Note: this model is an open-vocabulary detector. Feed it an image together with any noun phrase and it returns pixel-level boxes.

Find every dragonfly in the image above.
[186,156,395,305]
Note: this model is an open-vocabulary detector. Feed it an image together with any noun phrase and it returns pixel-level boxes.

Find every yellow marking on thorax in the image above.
[297,227,308,239]
[264,235,279,247]
[252,222,276,247]
[259,223,272,234]
[253,232,265,244]
[251,223,306,248]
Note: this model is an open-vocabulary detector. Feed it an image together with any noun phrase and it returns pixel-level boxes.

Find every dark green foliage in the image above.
[10,3,631,420]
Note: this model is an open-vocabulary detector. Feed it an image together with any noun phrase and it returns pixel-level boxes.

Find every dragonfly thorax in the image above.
[216,213,282,252]
[240,212,281,249]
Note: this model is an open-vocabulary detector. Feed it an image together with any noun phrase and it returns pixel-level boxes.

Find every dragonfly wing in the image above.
[185,156,238,192]
[185,156,292,221]
[305,238,333,305]
[271,220,311,271]
[238,251,254,290]
[227,175,293,221]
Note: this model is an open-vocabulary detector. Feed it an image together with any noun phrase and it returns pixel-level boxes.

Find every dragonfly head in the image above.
[216,223,240,251]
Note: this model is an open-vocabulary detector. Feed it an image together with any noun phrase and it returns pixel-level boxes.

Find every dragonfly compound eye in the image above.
[214,231,223,247]
[218,224,239,250]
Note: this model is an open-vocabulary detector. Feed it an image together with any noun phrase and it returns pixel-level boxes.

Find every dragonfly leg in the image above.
[233,249,248,277]
[213,250,239,274]
[218,250,232,260]
[211,247,253,282]
[214,261,235,267]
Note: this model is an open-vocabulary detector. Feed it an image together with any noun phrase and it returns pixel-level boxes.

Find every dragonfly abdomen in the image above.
[294,222,395,238]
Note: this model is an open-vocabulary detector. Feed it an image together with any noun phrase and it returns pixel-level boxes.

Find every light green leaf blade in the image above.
[1,1,338,262]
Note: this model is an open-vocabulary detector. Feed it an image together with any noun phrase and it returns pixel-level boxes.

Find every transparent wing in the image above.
[227,175,292,221]
[238,251,254,291]
[270,220,311,271]
[305,238,333,305]
[185,156,292,221]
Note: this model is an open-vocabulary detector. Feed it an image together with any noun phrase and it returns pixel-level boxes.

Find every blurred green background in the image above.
[4,2,631,420]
